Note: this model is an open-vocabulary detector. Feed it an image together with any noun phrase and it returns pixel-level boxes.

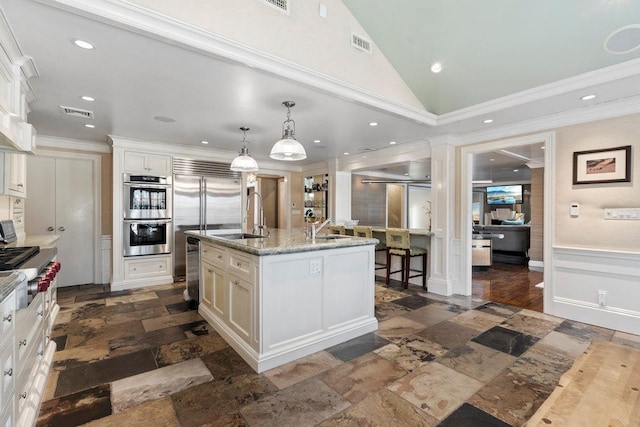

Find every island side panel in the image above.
[260,245,377,355]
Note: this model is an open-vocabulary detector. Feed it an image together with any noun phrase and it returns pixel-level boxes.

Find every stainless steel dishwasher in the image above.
[185,236,200,308]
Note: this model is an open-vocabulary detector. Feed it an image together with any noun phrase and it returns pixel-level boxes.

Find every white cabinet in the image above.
[123,151,171,175]
[124,255,171,280]
[199,242,256,348]
[7,153,26,197]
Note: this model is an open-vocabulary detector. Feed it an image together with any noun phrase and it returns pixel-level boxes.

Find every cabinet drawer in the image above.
[0,291,15,336]
[124,256,170,280]
[201,244,226,269]
[0,340,14,411]
[227,251,253,282]
[15,294,44,369]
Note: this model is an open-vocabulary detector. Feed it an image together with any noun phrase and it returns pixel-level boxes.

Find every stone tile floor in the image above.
[36,280,640,426]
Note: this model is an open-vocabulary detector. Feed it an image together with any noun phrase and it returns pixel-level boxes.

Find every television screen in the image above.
[486,185,523,205]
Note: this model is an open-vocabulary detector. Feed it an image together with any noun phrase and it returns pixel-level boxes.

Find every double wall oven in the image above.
[123,174,172,257]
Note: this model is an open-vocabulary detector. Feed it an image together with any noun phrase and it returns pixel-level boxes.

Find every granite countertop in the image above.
[186,228,378,256]
[0,271,26,305]
[0,234,61,249]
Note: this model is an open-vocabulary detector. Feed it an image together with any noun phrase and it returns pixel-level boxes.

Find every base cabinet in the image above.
[201,260,227,319]
[228,274,252,342]
[0,275,58,427]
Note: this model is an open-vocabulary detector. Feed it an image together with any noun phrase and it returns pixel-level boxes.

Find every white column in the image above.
[327,160,351,223]
[427,135,458,295]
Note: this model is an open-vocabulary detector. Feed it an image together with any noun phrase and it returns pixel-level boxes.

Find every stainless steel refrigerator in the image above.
[173,164,242,300]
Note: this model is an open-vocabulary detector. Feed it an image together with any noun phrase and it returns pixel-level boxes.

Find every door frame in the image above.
[35,150,102,285]
[460,132,555,313]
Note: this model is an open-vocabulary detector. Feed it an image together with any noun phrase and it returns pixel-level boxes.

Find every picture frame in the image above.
[573,145,631,185]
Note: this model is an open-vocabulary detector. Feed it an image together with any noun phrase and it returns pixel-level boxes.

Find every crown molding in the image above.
[37,135,111,153]
[36,0,437,126]
[437,58,640,126]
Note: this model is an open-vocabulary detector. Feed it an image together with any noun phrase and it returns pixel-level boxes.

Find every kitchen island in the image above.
[185,228,379,373]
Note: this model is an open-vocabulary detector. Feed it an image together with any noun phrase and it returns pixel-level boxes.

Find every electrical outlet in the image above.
[310,259,321,275]
[598,290,607,306]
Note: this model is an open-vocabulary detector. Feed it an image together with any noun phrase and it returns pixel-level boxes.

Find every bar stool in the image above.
[385,228,427,289]
[328,225,346,235]
[354,225,387,272]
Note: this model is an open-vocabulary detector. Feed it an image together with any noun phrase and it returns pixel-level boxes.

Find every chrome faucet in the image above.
[311,219,331,240]
[246,190,268,236]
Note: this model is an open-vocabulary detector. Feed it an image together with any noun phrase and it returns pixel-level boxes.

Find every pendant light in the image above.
[270,101,307,161]
[230,127,259,172]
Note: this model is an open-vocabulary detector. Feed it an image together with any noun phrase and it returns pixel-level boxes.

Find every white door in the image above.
[26,156,95,287]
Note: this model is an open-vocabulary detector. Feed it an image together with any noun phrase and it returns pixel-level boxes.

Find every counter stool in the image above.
[328,225,346,235]
[354,225,387,272]
[385,228,427,289]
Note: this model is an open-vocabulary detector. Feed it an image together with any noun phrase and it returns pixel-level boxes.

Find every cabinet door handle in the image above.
[19,339,27,347]
[233,280,240,285]
[37,310,43,317]
[217,255,222,260]
[18,392,27,399]
[47,226,54,231]
[17,183,24,187]
[58,226,66,232]
[3,314,11,323]
[208,269,213,274]
[37,350,44,356]
[3,368,12,377]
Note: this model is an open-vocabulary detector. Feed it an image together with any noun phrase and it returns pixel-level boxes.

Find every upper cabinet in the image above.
[0,151,26,197]
[123,151,172,176]
[0,12,38,153]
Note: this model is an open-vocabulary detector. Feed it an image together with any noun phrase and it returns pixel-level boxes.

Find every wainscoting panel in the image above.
[552,246,640,335]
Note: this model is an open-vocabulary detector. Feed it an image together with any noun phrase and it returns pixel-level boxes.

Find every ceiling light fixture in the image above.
[581,94,596,101]
[270,101,306,161]
[314,139,321,143]
[73,39,94,50]
[344,152,350,155]
[369,122,378,127]
[430,62,443,73]
[84,124,95,128]
[389,141,396,145]
[483,119,494,124]
[230,127,259,172]
[201,140,209,145]
[81,96,95,102]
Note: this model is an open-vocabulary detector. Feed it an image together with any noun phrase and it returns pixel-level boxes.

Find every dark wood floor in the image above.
[472,262,543,312]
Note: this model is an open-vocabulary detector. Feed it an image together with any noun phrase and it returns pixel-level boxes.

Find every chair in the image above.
[385,228,428,289]
[354,226,387,271]
[328,225,346,235]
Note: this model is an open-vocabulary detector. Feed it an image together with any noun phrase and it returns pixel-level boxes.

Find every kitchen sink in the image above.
[314,235,351,240]
[216,233,265,240]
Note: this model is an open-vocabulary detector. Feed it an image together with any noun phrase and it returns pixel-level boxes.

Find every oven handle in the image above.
[123,219,172,225]
[123,182,171,189]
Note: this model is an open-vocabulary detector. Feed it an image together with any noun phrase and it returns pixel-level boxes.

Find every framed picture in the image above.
[573,145,631,185]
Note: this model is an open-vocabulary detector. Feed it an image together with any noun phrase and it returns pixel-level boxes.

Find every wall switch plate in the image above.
[570,203,579,217]
[310,259,321,275]
[604,208,640,220]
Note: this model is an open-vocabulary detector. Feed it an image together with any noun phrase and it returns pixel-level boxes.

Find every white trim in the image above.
[438,58,640,125]
[528,260,544,271]
[33,149,102,285]
[37,135,111,153]
[460,132,554,307]
[101,235,112,284]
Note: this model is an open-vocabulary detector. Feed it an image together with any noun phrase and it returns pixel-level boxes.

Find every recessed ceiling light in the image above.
[73,39,94,50]
[513,169,519,172]
[581,94,596,101]
[541,146,545,150]
[201,140,209,144]
[344,152,350,155]
[369,122,378,127]
[430,62,443,73]
[314,139,321,143]
[81,96,95,102]
[153,116,175,123]
[389,141,396,145]
[84,124,95,128]
[483,119,494,124]
[404,173,409,176]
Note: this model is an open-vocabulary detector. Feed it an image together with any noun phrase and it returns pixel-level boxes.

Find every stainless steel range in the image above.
[0,220,59,306]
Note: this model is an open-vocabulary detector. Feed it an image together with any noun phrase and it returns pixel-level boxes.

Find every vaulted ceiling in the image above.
[1,0,639,178]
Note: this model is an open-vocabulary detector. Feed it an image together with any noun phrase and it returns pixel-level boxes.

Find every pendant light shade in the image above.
[230,127,259,172]
[270,101,307,161]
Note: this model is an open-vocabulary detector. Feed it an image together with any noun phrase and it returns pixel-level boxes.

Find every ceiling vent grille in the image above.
[351,33,372,54]
[257,0,290,15]
[60,106,94,119]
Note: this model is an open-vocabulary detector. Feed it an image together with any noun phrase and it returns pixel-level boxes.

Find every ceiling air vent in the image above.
[60,106,94,119]
[257,0,290,15]
[351,33,372,54]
